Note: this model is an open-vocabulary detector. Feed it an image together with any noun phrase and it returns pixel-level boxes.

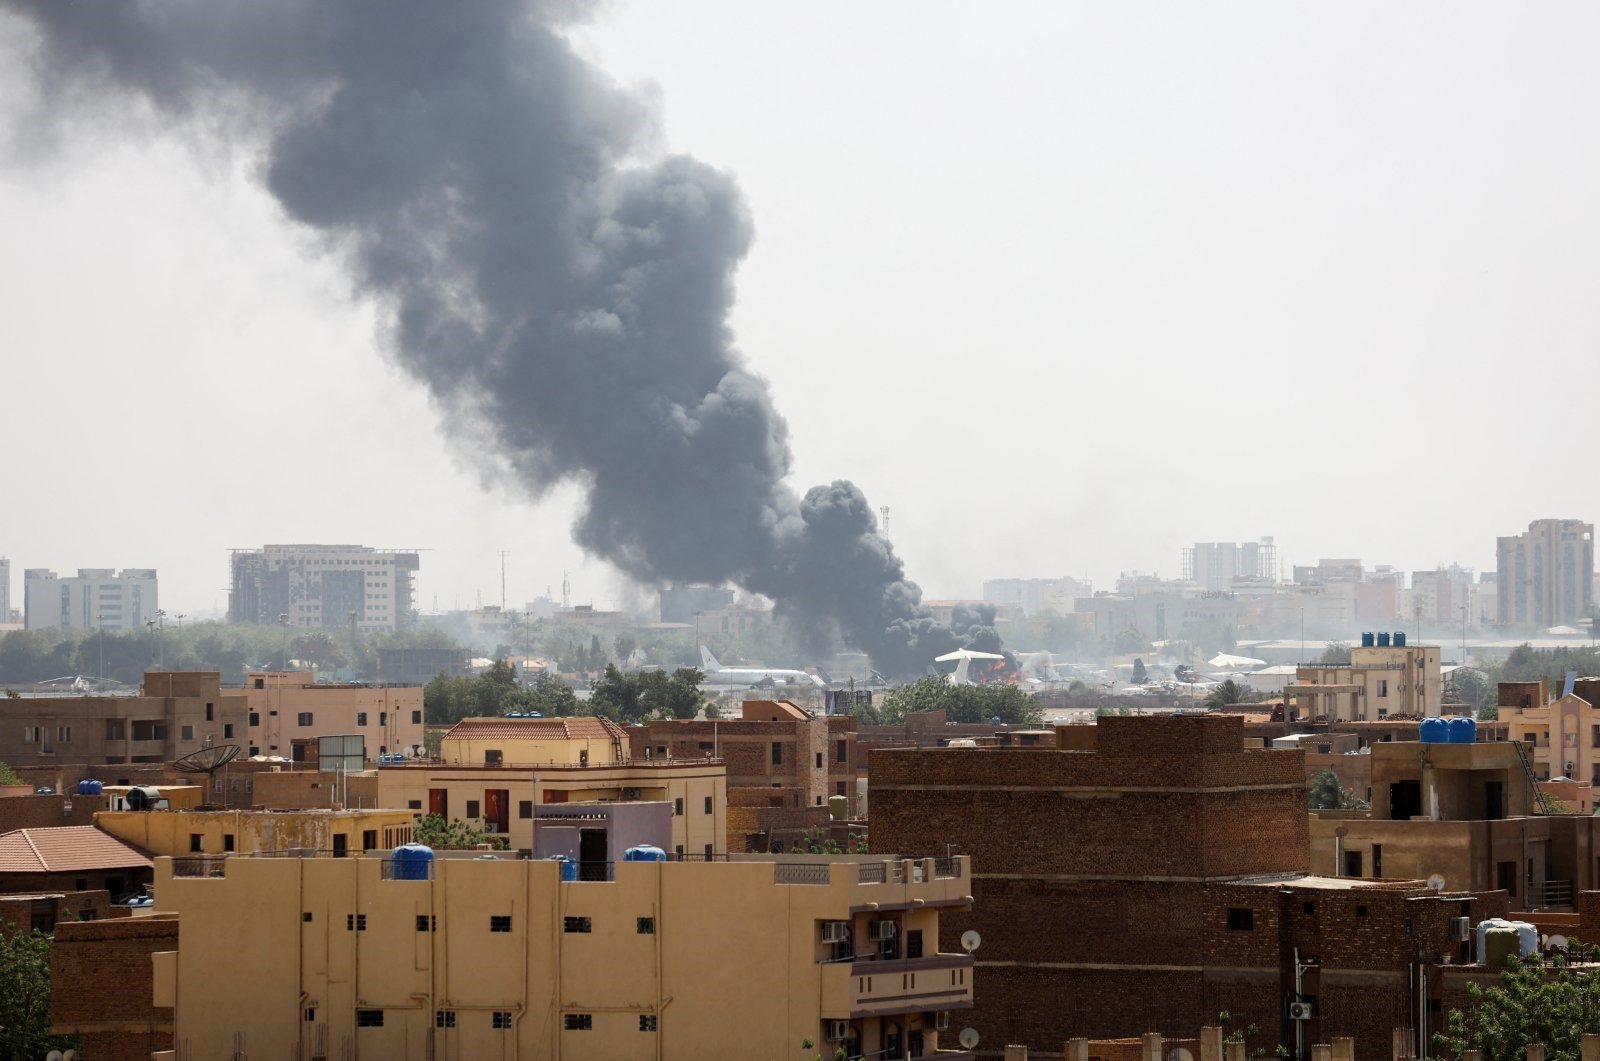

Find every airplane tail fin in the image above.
[699,645,722,672]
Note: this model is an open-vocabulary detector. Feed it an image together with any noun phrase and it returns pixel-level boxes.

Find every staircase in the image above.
[1513,740,1548,814]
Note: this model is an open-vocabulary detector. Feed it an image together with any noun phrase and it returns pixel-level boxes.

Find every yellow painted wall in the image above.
[96,808,416,856]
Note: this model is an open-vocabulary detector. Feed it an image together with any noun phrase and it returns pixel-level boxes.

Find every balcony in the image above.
[822,953,974,1019]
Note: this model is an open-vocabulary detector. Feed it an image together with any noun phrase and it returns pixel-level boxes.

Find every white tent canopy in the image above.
[1207,652,1266,670]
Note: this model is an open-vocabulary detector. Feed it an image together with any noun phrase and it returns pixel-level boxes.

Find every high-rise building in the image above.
[1180,537,1276,591]
[0,556,10,622]
[1496,519,1594,627]
[980,576,1093,617]
[22,567,158,632]
[229,545,419,632]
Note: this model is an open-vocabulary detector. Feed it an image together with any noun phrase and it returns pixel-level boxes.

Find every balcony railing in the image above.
[774,863,831,885]
[822,953,975,1018]
[170,856,226,879]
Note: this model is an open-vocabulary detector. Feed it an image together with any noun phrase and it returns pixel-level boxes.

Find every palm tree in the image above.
[1204,678,1251,710]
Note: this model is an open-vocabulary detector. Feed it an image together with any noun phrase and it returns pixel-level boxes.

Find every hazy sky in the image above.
[2,2,1597,617]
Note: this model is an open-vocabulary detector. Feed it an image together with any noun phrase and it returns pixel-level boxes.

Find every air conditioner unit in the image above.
[1287,1001,1315,1021]
[870,920,898,940]
[931,1012,951,1031]
[821,921,849,943]
[1450,916,1472,942]
[826,1020,851,1041]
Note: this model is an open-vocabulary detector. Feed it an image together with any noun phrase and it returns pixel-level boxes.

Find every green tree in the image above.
[613,634,638,665]
[1307,769,1366,810]
[1112,627,1150,655]
[525,670,579,717]
[0,929,76,1060]
[411,813,507,850]
[590,664,644,722]
[0,758,21,786]
[1437,951,1600,1061]
[1204,679,1253,709]
[1315,642,1352,666]
[290,631,347,673]
[880,675,1043,726]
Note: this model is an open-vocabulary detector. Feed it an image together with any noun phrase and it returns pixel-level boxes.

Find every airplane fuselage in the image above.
[700,667,825,688]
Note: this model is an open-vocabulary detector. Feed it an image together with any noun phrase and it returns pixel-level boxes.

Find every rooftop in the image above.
[0,826,153,874]
[440,716,627,742]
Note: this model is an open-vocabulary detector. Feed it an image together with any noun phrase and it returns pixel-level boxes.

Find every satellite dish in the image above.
[173,744,243,776]
[1427,874,1446,891]
[1168,1049,1195,1061]
[960,930,982,953]
[959,1028,980,1050]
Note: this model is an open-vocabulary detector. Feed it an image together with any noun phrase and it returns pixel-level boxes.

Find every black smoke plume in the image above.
[1,1,988,677]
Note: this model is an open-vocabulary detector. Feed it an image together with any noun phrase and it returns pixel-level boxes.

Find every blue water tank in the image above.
[1361,632,1375,647]
[1377,632,1392,647]
[391,843,435,880]
[548,855,578,882]
[1419,717,1448,743]
[76,779,104,796]
[624,845,667,862]
[1449,716,1477,745]
[1395,631,1407,647]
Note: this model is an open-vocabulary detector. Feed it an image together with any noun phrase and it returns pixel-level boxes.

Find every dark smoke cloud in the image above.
[1,0,989,677]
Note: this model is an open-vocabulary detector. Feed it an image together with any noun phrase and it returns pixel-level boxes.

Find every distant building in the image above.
[1411,565,1475,624]
[22,567,158,632]
[0,555,10,622]
[241,671,425,760]
[228,544,419,632]
[1285,634,1443,721]
[1496,518,1594,627]
[981,576,1092,617]
[376,646,470,685]
[1180,537,1276,591]
[657,583,734,624]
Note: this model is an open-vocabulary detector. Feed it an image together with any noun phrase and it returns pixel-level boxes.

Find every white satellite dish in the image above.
[961,929,982,953]
[1427,874,1446,891]
[959,1028,980,1050]
[1168,1049,1196,1061]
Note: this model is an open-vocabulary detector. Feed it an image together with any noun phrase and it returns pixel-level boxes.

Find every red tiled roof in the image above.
[441,716,626,742]
[0,826,153,874]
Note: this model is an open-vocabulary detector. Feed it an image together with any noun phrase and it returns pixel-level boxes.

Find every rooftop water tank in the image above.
[390,843,434,881]
[1361,632,1375,647]
[75,779,103,796]
[623,845,667,862]
[1482,924,1520,969]
[1419,717,1449,744]
[1377,632,1392,647]
[549,854,578,881]
[1449,716,1477,745]
[828,794,849,821]
[1394,631,1407,647]
[1511,920,1539,957]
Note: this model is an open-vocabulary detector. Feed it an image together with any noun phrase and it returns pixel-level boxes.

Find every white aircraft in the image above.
[699,646,826,688]
[935,647,1006,686]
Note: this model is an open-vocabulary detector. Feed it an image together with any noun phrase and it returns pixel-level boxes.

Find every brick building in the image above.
[870,713,1506,1058]
[50,915,177,1061]
[0,824,153,897]
[627,700,859,852]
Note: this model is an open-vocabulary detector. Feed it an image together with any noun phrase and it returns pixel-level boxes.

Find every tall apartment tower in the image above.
[1496,519,1594,627]
[22,568,159,632]
[229,544,419,632]
[1181,537,1276,591]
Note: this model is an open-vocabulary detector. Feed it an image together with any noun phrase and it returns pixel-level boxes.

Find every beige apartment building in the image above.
[243,671,425,760]
[1284,638,1443,721]
[146,852,975,1061]
[1498,677,1600,801]
[96,806,419,858]
[377,716,727,858]
[0,671,247,767]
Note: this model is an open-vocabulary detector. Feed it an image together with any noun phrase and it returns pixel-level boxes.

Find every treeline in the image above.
[422,660,708,726]
[837,675,1043,727]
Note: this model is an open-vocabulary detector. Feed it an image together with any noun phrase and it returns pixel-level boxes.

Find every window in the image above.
[704,844,715,860]
[1227,908,1254,931]
[356,1010,383,1028]
[297,712,313,727]
[303,912,313,922]
[493,1012,513,1029]
[305,1008,316,1022]
[435,1010,456,1028]
[640,1015,658,1032]
[490,915,512,933]
[379,712,387,725]
[205,703,214,722]
[181,725,194,741]
[836,739,848,763]
[57,726,71,742]
[408,799,422,810]
[816,752,823,769]
[637,917,655,934]
[357,712,368,726]
[704,796,713,814]
[412,710,422,724]
[485,750,503,765]
[564,1014,593,1031]
[772,743,783,765]
[1377,680,1388,698]
[466,800,480,819]
[362,830,377,850]
[249,712,260,727]
[674,797,683,816]
[519,800,533,819]
[223,724,234,738]
[347,914,367,931]
[223,834,235,852]
[254,677,266,690]
[563,916,591,933]
[189,834,203,852]
[836,781,847,796]
[1302,902,1316,915]
[1356,905,1368,918]
[416,915,437,932]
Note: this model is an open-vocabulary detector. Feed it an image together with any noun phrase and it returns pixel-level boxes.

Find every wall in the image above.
[94,808,417,856]
[241,672,425,759]
[51,915,178,1061]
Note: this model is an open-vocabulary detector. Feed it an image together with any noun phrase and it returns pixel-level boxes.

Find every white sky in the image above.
[2,2,1598,617]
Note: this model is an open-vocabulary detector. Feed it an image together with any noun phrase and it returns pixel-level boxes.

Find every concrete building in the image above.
[377,716,727,858]
[0,671,247,767]
[145,850,975,1060]
[1284,636,1443,721]
[628,700,860,852]
[96,807,419,858]
[1497,518,1595,627]
[981,576,1093,617]
[23,567,158,632]
[1411,565,1476,625]
[229,544,420,632]
[0,555,10,622]
[868,714,1504,1058]
[1181,538,1276,591]
[241,671,425,760]
[1498,677,1600,805]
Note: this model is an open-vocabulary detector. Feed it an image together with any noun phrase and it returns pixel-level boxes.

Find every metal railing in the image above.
[1528,879,1574,909]
[932,857,963,880]
[774,863,831,885]
[170,856,227,879]
[857,861,885,884]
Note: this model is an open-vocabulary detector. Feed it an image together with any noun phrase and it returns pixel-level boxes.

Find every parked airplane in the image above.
[699,646,826,688]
